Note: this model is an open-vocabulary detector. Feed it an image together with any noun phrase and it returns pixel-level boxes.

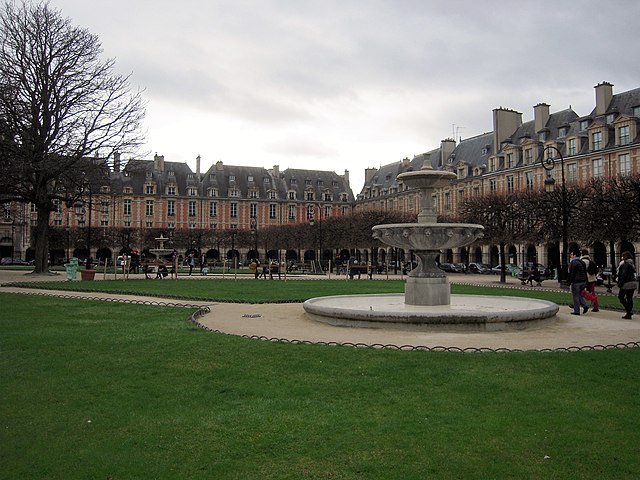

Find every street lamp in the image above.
[250,217,258,261]
[309,204,323,272]
[11,224,15,263]
[540,144,568,286]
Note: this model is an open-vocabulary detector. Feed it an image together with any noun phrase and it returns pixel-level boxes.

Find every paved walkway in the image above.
[2,269,639,351]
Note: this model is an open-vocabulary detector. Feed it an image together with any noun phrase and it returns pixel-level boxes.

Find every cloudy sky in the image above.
[50,0,640,193]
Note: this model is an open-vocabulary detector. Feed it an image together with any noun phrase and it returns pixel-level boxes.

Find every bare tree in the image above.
[0,2,145,273]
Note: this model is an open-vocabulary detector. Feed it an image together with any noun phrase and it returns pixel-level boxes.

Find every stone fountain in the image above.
[149,234,174,258]
[303,164,559,331]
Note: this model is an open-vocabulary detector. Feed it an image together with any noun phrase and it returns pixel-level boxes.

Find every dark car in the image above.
[468,262,492,274]
[439,262,464,273]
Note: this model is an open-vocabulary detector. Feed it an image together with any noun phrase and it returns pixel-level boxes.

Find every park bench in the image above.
[518,271,544,287]
[348,264,372,279]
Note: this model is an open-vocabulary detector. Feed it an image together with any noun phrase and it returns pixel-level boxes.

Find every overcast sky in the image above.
[50,0,640,193]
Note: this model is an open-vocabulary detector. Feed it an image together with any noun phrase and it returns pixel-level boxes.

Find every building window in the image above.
[341,193,348,202]
[580,119,589,130]
[506,175,514,193]
[167,200,175,216]
[489,179,496,193]
[209,201,217,217]
[525,172,534,191]
[444,192,451,211]
[250,203,257,218]
[559,126,568,137]
[288,191,296,200]
[145,200,154,216]
[288,205,296,220]
[323,193,332,201]
[123,199,131,216]
[188,187,197,196]
[619,153,631,176]
[568,138,577,156]
[619,125,630,145]
[634,106,640,117]
[249,190,257,199]
[145,184,155,195]
[100,201,109,215]
[167,185,176,196]
[592,158,603,178]
[247,175,254,183]
[306,205,315,220]
[208,188,218,197]
[230,189,239,197]
[188,201,196,217]
[524,149,532,165]
[306,192,314,201]
[269,191,277,200]
[324,205,331,218]
[606,113,615,124]
[230,202,237,218]
[567,163,577,184]
[123,187,133,194]
[228,174,236,183]
[591,131,603,151]
[269,204,277,219]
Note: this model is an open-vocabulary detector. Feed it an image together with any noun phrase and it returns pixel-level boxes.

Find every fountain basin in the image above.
[303,294,559,332]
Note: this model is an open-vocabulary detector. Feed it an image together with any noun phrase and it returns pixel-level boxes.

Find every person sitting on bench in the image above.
[155,264,169,279]
[527,266,542,286]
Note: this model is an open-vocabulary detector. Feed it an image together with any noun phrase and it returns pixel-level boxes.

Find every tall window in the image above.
[145,184,154,195]
[288,205,296,220]
[592,158,603,178]
[506,175,514,193]
[524,149,532,165]
[167,200,175,216]
[489,179,496,193]
[269,204,277,219]
[230,202,237,218]
[145,200,154,216]
[566,163,577,184]
[188,200,196,217]
[306,192,314,201]
[188,187,197,196]
[619,153,631,176]
[568,138,577,155]
[444,192,451,211]
[167,185,176,195]
[619,125,630,145]
[306,205,314,220]
[123,199,131,216]
[209,201,217,217]
[591,131,603,151]
[100,201,109,215]
[324,205,331,218]
[525,172,534,191]
[250,203,257,218]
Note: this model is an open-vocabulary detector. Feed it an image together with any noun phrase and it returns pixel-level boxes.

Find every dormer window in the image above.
[606,113,616,124]
[288,191,296,200]
[306,191,314,201]
[208,188,218,197]
[188,187,197,196]
[229,189,239,197]
[580,119,589,130]
[168,171,175,177]
[305,179,312,186]
[247,175,254,182]
[229,174,236,182]
[167,185,176,196]
[145,184,155,195]
[558,126,568,137]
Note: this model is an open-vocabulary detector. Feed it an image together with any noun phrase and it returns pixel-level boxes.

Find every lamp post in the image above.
[540,144,568,286]
[230,230,237,271]
[11,224,15,263]
[250,217,258,261]
[309,203,323,272]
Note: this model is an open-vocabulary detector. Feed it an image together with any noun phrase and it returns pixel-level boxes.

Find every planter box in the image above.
[80,269,96,281]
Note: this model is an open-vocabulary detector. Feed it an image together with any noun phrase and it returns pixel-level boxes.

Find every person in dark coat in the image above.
[617,251,637,320]
[568,249,589,315]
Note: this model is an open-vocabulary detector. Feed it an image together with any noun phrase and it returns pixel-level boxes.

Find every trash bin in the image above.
[64,257,79,281]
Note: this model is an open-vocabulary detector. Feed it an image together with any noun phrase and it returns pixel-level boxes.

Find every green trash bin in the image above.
[64,257,79,281]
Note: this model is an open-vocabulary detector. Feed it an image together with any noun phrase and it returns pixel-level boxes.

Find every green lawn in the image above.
[3,277,628,311]
[1,291,639,479]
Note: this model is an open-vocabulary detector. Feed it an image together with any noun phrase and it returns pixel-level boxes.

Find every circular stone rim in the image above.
[303,294,559,331]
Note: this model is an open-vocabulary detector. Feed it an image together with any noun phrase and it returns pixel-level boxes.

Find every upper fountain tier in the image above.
[397,164,457,223]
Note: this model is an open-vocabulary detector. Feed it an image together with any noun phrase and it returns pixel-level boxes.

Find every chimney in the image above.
[272,165,280,177]
[594,82,613,116]
[113,152,121,172]
[440,138,456,165]
[402,157,411,167]
[343,169,350,187]
[492,107,522,154]
[216,160,224,171]
[196,155,201,176]
[534,103,550,133]
[364,167,378,183]
[154,153,165,173]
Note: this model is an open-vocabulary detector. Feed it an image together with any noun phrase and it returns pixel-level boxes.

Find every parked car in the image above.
[439,262,464,273]
[468,262,492,274]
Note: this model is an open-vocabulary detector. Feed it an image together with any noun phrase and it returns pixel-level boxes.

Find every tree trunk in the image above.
[499,242,507,283]
[32,206,52,273]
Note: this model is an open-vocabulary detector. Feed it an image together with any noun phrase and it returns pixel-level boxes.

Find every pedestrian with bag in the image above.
[580,248,599,312]
[617,251,637,319]
[568,249,589,315]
